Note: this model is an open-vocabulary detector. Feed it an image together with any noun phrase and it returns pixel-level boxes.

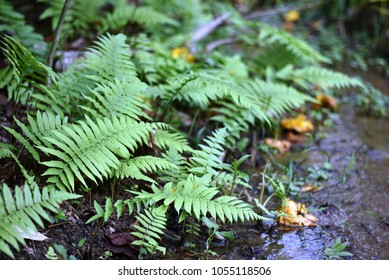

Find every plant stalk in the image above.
[47,0,72,68]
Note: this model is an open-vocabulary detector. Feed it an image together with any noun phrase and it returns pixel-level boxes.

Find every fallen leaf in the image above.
[283,10,300,22]
[277,198,318,227]
[15,226,48,241]
[281,114,314,133]
[300,184,323,193]
[264,138,292,153]
[313,94,338,111]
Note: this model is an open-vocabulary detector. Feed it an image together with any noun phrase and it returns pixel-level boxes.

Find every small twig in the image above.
[205,38,238,53]
[47,0,72,68]
[191,12,231,43]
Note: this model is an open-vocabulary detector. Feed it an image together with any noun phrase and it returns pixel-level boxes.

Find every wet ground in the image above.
[213,69,389,260]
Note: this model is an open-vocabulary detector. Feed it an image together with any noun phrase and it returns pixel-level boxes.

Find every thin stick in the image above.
[47,0,72,68]
[191,12,231,43]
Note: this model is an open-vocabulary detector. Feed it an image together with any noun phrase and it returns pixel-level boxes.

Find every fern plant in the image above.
[0,183,80,258]
[131,205,167,257]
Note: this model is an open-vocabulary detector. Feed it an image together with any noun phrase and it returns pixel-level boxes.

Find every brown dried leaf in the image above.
[300,184,323,193]
[264,138,292,153]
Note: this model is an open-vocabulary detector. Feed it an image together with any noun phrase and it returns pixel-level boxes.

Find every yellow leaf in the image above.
[281,114,314,133]
[277,198,318,227]
[283,10,300,22]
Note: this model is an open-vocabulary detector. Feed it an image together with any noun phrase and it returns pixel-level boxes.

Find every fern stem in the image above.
[259,162,268,206]
[47,0,72,68]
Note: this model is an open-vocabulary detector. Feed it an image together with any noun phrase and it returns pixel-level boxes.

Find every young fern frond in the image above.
[0,182,80,258]
[257,23,330,64]
[4,111,69,162]
[131,205,167,255]
[84,33,137,82]
[39,115,168,191]
[188,128,229,177]
[80,78,151,121]
[114,156,178,184]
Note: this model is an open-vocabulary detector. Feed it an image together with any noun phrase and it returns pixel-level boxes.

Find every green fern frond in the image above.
[4,111,69,162]
[246,79,315,118]
[163,72,270,122]
[189,128,228,177]
[0,35,57,104]
[291,66,365,90]
[257,23,330,64]
[114,156,178,184]
[135,174,262,223]
[0,182,80,258]
[131,205,167,256]
[39,115,167,191]
[81,78,151,121]
[84,33,137,82]
[154,130,193,153]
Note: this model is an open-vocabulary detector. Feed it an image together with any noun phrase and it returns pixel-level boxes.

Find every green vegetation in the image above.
[0,0,387,260]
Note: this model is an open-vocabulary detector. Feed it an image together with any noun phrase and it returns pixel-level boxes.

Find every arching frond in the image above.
[257,23,330,64]
[0,35,56,104]
[4,111,69,162]
[39,115,167,191]
[135,174,262,223]
[291,66,365,90]
[0,183,80,258]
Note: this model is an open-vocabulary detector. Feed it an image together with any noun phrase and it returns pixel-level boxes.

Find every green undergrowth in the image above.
[0,0,385,259]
